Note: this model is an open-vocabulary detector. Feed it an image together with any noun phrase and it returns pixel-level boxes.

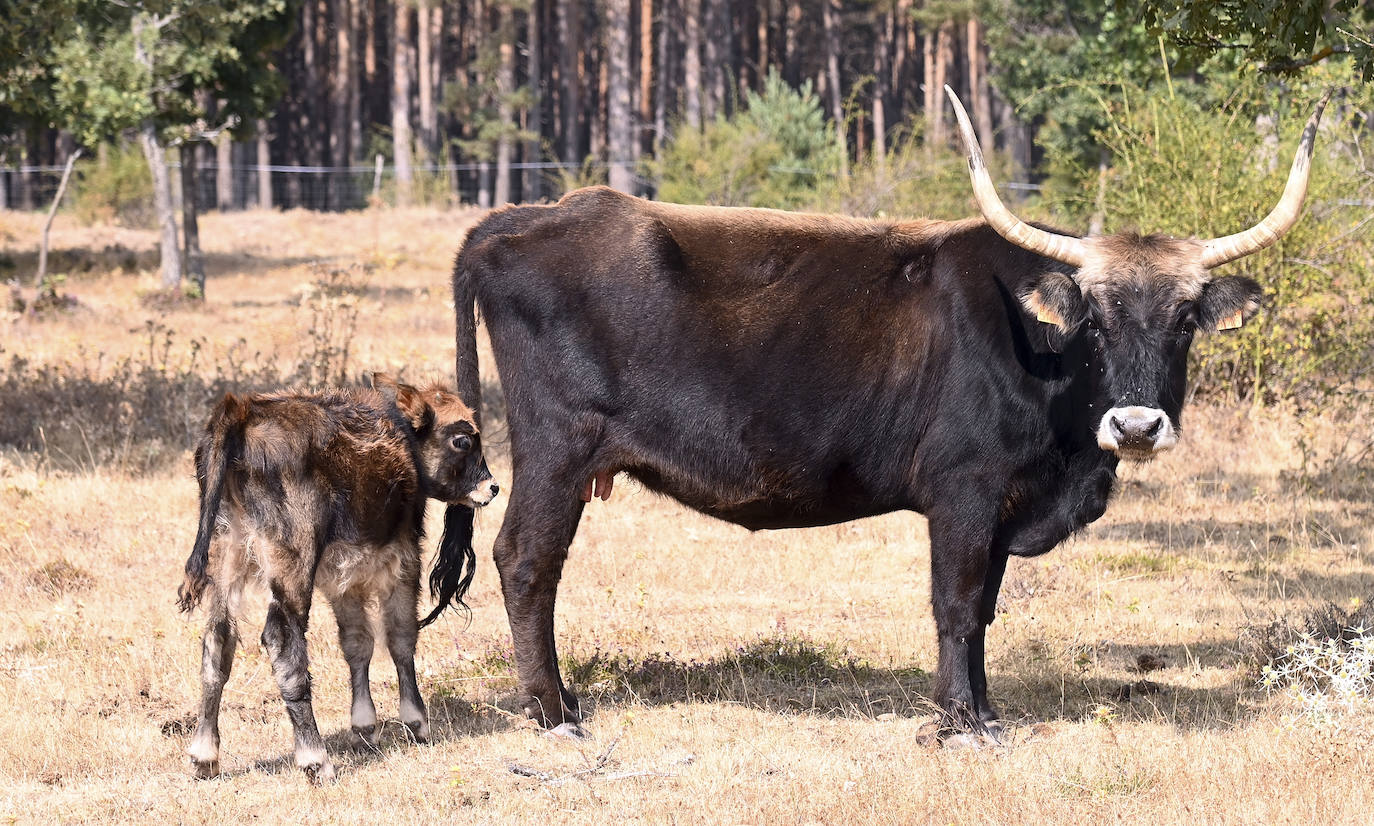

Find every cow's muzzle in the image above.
[1097,406,1177,461]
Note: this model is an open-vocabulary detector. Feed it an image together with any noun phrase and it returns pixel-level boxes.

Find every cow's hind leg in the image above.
[495,473,586,731]
[262,584,334,783]
[187,593,237,778]
[380,541,429,743]
[330,591,379,748]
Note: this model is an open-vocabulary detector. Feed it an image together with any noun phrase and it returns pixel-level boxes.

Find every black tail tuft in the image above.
[418,504,477,629]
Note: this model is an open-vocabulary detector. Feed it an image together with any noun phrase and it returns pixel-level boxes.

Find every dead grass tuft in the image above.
[25,559,95,596]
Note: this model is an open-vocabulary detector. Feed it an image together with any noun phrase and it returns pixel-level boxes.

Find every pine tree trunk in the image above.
[559,0,582,164]
[872,4,889,171]
[496,1,515,205]
[701,0,721,120]
[393,0,414,206]
[606,0,634,193]
[930,19,953,147]
[181,144,206,297]
[639,0,653,154]
[349,0,364,164]
[683,0,702,129]
[331,0,353,209]
[417,0,435,160]
[525,0,544,201]
[822,0,847,178]
[968,17,992,142]
[654,0,672,152]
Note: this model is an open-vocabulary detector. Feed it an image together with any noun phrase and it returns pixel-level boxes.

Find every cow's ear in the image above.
[1198,275,1262,333]
[1020,272,1087,335]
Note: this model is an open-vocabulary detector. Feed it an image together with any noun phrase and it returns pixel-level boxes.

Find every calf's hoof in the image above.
[189,757,220,780]
[303,759,336,785]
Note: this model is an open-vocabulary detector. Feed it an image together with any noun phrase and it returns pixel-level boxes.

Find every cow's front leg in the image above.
[928,514,1001,736]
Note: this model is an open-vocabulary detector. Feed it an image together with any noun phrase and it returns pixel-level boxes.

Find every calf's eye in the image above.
[450,435,473,452]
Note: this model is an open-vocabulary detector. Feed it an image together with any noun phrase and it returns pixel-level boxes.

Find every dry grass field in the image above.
[1,207,1371,824]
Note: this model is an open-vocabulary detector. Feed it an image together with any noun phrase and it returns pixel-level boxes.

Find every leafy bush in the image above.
[652,70,842,210]
[69,144,155,228]
[810,122,1010,221]
[1043,71,1374,402]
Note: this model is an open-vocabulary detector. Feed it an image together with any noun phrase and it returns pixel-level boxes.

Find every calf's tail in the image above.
[178,393,250,613]
[418,504,477,629]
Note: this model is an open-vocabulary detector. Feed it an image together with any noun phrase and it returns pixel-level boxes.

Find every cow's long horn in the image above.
[945,85,1088,268]
[1199,91,1332,269]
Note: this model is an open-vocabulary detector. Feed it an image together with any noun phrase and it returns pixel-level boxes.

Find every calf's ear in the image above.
[393,382,435,431]
[373,373,434,431]
[1198,275,1262,333]
[1021,272,1087,335]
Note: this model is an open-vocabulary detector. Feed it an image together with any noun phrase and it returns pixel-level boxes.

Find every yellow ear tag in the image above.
[1036,308,1055,324]
[1218,310,1243,331]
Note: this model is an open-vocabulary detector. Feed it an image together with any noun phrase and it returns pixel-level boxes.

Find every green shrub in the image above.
[651,70,842,210]
[70,143,154,228]
[810,121,1012,221]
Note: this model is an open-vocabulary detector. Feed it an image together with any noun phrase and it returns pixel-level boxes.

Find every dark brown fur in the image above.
[178,377,493,783]
[450,185,1264,736]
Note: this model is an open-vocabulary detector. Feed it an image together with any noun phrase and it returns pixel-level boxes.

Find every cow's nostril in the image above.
[1144,417,1163,438]
[489,483,500,496]
[1110,416,1125,437]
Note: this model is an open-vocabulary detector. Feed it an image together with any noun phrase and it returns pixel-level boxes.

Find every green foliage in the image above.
[48,1,292,147]
[69,145,155,228]
[1132,1,1374,80]
[1057,71,1374,402]
[652,70,842,209]
[811,121,1003,221]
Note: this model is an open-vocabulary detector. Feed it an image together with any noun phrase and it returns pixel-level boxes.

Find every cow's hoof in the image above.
[544,722,590,741]
[189,757,220,779]
[352,724,380,749]
[404,718,431,744]
[303,760,336,785]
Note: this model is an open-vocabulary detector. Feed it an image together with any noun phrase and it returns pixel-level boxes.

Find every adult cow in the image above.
[450,88,1328,735]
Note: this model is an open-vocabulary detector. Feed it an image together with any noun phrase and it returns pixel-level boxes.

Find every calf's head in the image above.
[373,373,498,506]
[946,86,1328,461]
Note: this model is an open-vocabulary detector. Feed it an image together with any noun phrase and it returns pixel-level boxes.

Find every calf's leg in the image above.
[330,592,379,747]
[380,544,429,742]
[187,595,237,778]
[261,585,334,783]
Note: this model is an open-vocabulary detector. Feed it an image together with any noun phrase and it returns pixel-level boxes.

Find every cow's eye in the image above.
[449,435,473,452]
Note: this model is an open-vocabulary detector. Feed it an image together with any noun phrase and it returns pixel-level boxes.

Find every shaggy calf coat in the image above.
[177,376,495,783]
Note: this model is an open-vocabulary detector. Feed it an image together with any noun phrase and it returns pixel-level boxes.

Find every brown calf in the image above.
[177,375,496,783]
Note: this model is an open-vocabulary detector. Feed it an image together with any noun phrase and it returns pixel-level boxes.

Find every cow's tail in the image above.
[177,393,250,613]
[418,504,477,629]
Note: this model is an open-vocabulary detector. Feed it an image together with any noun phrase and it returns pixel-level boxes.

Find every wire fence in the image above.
[0,159,652,213]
